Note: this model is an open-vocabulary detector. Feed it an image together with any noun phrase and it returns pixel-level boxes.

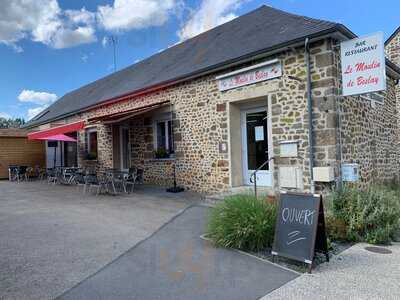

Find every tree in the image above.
[0,117,26,128]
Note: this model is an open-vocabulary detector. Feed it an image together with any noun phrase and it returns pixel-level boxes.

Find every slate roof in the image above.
[385,26,400,45]
[27,5,353,127]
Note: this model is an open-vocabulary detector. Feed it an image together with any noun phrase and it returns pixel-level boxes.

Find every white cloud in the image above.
[18,90,58,105]
[50,26,96,49]
[27,106,47,120]
[0,112,11,119]
[97,0,179,31]
[178,0,243,41]
[0,0,96,51]
[65,8,95,25]
[1,0,188,51]
[81,54,89,62]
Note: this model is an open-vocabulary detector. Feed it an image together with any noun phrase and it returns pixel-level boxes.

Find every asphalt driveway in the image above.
[0,181,297,300]
[0,181,199,300]
[59,206,298,300]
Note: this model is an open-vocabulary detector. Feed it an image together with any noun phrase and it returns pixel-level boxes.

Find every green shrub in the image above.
[326,185,400,245]
[154,147,169,159]
[207,194,277,251]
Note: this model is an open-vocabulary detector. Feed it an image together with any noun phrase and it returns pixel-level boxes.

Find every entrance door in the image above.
[120,126,130,171]
[241,108,272,186]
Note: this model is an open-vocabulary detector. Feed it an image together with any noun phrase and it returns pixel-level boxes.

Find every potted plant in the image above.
[85,151,97,161]
[154,147,168,159]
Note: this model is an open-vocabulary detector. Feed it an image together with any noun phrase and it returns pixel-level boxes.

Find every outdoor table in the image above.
[105,169,129,194]
[8,165,28,182]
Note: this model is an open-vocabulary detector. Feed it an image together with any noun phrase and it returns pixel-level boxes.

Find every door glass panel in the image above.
[122,128,130,169]
[246,111,268,170]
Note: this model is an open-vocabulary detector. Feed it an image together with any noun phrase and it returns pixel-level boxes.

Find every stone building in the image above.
[26,6,400,194]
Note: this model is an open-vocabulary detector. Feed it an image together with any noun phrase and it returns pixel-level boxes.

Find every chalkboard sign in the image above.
[272,191,328,272]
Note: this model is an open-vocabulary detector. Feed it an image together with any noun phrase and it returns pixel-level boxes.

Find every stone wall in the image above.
[221,38,341,192]
[385,28,400,170]
[335,36,400,186]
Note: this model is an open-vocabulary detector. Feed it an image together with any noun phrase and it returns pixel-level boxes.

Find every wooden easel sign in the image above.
[272,191,329,273]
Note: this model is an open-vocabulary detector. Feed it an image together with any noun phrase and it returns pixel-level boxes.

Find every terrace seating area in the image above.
[8,165,144,195]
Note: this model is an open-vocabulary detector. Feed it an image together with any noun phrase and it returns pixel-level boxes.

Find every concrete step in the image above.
[205,185,275,205]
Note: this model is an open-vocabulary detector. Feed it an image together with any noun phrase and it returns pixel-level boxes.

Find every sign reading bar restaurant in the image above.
[216,59,282,91]
[341,32,386,96]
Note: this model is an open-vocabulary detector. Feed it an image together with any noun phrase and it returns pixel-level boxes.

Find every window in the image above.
[154,119,174,157]
[87,129,98,159]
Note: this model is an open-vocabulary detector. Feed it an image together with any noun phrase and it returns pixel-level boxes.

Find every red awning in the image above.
[34,134,77,142]
[88,101,170,124]
[28,121,85,140]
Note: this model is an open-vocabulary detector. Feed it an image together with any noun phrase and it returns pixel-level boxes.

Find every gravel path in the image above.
[261,242,400,300]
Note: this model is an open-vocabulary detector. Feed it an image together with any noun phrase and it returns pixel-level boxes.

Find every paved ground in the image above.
[262,242,400,300]
[0,181,200,300]
[58,206,298,300]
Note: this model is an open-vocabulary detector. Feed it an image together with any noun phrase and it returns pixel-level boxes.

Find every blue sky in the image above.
[0,0,399,120]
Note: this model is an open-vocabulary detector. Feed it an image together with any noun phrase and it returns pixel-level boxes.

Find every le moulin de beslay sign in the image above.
[216,59,282,91]
[341,32,386,96]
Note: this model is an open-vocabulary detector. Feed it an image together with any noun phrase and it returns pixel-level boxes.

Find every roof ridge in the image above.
[260,5,338,26]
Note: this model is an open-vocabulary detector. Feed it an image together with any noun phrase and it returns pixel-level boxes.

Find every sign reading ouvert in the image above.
[340,32,386,96]
[216,59,282,91]
[272,191,329,273]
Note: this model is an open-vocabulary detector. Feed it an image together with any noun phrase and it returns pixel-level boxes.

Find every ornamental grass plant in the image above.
[207,194,277,251]
[326,184,400,245]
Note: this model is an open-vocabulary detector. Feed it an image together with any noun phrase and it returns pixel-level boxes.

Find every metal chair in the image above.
[73,171,87,193]
[86,173,108,195]
[8,165,18,182]
[26,167,34,181]
[17,166,28,182]
[125,167,138,193]
[34,165,46,181]
[135,168,144,185]
[47,168,57,185]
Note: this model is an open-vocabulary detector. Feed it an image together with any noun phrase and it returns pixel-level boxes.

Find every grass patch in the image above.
[207,194,276,252]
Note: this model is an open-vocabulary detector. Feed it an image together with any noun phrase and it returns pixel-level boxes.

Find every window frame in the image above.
[153,113,174,157]
[86,128,98,156]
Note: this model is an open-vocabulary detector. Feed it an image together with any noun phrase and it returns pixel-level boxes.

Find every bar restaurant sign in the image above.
[341,32,386,96]
[216,59,282,91]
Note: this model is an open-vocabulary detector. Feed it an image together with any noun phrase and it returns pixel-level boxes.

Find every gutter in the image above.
[305,37,315,194]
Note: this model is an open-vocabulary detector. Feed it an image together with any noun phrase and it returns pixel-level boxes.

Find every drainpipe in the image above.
[305,38,315,194]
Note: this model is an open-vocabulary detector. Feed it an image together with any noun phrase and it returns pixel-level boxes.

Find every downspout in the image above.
[305,38,315,193]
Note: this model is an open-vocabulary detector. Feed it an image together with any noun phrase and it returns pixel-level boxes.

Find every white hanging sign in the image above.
[341,32,386,96]
[216,59,282,91]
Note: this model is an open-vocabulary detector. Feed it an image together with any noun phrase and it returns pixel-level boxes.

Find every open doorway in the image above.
[241,107,272,186]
